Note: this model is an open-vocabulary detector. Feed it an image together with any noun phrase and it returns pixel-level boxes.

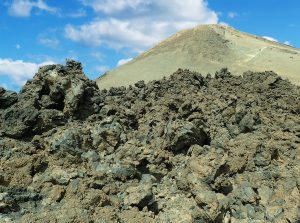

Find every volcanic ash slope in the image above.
[97,24,300,89]
[0,61,300,222]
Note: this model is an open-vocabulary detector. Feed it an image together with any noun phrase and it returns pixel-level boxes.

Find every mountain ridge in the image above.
[96,24,300,89]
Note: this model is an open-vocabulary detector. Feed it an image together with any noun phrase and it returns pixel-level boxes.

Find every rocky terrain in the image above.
[0,60,300,223]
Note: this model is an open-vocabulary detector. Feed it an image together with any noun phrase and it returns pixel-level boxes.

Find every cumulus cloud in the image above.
[81,0,143,14]
[65,18,160,51]
[8,0,58,17]
[262,36,278,42]
[66,0,218,51]
[0,58,54,88]
[117,57,133,66]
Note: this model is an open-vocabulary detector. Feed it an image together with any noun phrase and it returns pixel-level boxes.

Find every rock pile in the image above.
[0,61,299,222]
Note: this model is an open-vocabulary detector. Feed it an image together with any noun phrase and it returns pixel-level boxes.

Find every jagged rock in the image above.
[0,65,299,222]
[123,174,154,208]
[215,67,232,79]
[0,88,17,109]
[234,184,259,204]
[0,60,99,139]
[111,164,138,181]
[91,119,124,148]
[0,186,41,214]
[164,120,209,152]
[1,103,39,138]
[34,109,66,133]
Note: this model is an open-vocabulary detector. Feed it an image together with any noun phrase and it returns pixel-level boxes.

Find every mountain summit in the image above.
[96,24,300,88]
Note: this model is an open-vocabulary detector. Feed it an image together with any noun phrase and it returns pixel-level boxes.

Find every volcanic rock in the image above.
[0,60,100,138]
[0,61,299,222]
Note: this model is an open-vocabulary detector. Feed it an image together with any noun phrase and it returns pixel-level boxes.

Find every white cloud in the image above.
[38,37,60,48]
[37,28,60,49]
[8,0,58,17]
[228,12,237,19]
[65,18,160,51]
[117,57,133,66]
[262,36,294,46]
[81,0,143,14]
[66,8,86,18]
[90,52,105,60]
[284,41,292,46]
[219,22,230,27]
[262,36,278,42]
[94,65,110,73]
[66,0,218,51]
[0,58,54,87]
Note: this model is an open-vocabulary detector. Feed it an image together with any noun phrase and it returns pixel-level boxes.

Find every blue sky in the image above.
[0,0,299,91]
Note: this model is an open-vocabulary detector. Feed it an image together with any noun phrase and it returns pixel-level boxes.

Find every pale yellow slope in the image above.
[97,24,300,89]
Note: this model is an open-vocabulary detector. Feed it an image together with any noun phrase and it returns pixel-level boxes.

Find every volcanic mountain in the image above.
[96,24,300,89]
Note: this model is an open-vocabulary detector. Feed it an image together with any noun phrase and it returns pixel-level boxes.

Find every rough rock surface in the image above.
[0,61,299,223]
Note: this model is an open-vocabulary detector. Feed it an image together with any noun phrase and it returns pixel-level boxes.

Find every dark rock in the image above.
[135,80,145,88]
[34,109,66,134]
[0,88,18,109]
[164,120,209,152]
[1,65,299,223]
[111,165,137,181]
[234,184,258,204]
[215,67,232,79]
[1,103,39,138]
[47,127,90,156]
[0,186,41,213]
[254,146,272,166]
[0,60,99,138]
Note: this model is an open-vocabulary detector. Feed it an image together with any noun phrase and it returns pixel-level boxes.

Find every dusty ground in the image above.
[97,24,300,89]
[0,61,300,222]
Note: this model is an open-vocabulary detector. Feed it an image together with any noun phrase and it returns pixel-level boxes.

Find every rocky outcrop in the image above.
[0,60,100,138]
[0,62,299,222]
[0,88,18,109]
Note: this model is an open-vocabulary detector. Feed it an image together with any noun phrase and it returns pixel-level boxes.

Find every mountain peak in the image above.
[97,25,300,89]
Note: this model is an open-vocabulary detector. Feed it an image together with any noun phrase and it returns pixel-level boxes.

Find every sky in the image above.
[0,0,299,91]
